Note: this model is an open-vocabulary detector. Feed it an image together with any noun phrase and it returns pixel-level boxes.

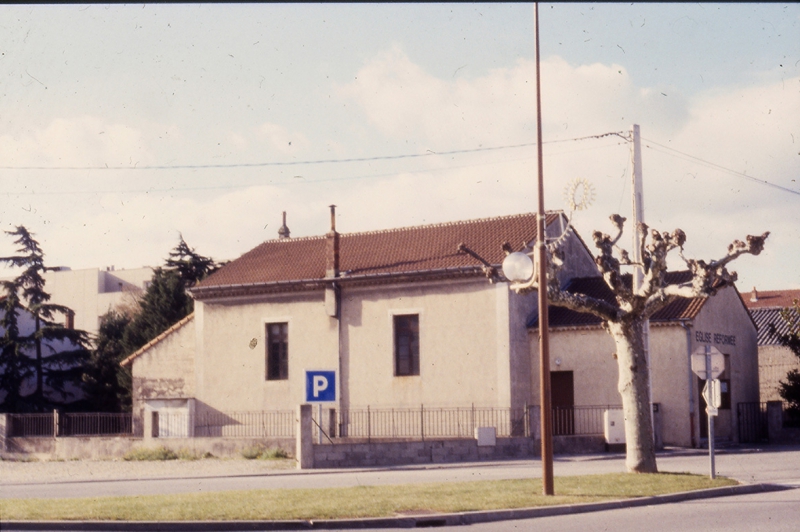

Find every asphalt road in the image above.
[359,485,800,532]
[3,446,800,500]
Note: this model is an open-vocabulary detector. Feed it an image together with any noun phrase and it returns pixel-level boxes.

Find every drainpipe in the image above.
[680,320,696,447]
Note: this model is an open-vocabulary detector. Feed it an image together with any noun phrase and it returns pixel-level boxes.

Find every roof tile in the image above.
[196,212,561,289]
[531,271,708,328]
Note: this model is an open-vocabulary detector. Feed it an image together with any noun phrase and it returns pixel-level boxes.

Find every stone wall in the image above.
[2,436,294,460]
[312,437,537,468]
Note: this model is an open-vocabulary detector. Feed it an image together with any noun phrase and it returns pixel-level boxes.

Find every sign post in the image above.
[305,370,337,444]
[691,346,724,479]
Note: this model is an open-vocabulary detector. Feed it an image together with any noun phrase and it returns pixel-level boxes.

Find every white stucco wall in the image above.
[534,285,758,448]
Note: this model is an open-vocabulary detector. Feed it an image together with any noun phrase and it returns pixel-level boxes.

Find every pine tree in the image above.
[165,234,221,288]
[121,267,190,354]
[82,310,132,412]
[0,226,90,411]
[0,280,34,411]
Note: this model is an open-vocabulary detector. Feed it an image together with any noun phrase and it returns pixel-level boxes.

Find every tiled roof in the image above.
[742,288,800,310]
[750,307,799,346]
[119,313,194,367]
[194,212,561,293]
[530,271,709,329]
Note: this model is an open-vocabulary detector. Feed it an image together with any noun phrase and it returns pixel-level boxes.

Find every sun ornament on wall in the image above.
[546,178,596,252]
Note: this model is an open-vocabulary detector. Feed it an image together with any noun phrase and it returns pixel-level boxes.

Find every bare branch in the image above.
[548,286,620,323]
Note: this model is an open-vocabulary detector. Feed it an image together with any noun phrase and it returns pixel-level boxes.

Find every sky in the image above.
[0,3,798,291]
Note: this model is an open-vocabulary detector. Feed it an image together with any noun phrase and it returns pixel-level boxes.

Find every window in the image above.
[719,354,731,410]
[266,322,289,380]
[394,314,419,376]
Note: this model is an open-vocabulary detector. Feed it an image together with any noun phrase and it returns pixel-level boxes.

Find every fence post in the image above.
[524,403,529,438]
[53,409,59,439]
[0,413,7,452]
[471,403,475,437]
[367,405,371,444]
[296,404,314,469]
[421,404,424,442]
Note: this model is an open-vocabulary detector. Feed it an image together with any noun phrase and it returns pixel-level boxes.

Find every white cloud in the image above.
[257,123,310,155]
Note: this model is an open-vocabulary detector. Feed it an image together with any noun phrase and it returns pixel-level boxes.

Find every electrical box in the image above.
[604,409,626,444]
[475,426,497,446]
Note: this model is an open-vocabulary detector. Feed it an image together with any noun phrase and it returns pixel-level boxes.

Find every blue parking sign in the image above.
[305,370,336,402]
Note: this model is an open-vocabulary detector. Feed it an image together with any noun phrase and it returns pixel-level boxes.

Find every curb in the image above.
[1,482,793,531]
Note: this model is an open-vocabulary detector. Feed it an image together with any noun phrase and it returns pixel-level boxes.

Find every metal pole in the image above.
[317,403,322,445]
[534,2,554,496]
[705,345,716,479]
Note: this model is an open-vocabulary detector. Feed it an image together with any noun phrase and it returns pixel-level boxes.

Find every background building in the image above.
[744,288,800,402]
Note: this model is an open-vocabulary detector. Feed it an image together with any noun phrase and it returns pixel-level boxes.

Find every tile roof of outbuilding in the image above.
[529,271,710,329]
[750,307,799,346]
[742,288,800,310]
[194,212,563,293]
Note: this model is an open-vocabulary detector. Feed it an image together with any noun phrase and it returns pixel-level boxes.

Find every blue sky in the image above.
[0,3,798,291]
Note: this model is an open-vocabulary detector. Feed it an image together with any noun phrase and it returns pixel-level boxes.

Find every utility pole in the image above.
[630,124,654,439]
[534,2,554,496]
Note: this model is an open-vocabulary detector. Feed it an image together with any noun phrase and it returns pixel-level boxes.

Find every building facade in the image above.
[122,210,760,448]
[744,288,800,402]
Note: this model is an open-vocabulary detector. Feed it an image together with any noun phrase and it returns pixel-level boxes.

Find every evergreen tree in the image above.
[121,267,190,354]
[774,300,800,415]
[80,234,220,411]
[0,226,90,411]
[165,234,221,288]
[82,310,132,412]
[0,280,34,411]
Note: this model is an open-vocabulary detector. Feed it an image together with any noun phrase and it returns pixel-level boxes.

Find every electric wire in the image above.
[642,137,800,197]
[0,132,627,172]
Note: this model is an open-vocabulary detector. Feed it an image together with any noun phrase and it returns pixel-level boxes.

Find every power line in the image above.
[0,132,626,172]
[642,137,800,197]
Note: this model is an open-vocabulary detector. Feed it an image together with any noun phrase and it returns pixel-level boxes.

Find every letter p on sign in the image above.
[305,370,336,402]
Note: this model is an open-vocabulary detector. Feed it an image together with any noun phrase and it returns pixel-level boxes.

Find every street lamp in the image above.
[501,252,535,283]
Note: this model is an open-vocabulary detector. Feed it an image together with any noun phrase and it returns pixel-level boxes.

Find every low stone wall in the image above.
[3,436,295,460]
[312,437,537,468]
[553,435,606,454]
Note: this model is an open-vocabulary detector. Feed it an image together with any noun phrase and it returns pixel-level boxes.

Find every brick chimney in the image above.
[750,287,758,302]
[325,205,339,278]
[278,211,290,239]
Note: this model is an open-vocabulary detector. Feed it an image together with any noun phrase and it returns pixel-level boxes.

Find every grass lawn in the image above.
[0,473,737,522]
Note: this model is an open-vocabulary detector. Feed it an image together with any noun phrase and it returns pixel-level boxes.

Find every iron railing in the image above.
[7,412,137,438]
[552,405,618,436]
[333,406,532,441]
[8,413,55,438]
[783,402,800,428]
[193,411,295,438]
[5,405,624,440]
[737,402,769,443]
[59,413,135,437]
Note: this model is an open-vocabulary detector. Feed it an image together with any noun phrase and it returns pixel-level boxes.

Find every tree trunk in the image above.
[35,314,43,403]
[609,319,658,473]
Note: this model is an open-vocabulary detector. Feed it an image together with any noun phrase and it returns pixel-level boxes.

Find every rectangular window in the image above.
[266,322,289,380]
[719,354,731,410]
[394,314,419,376]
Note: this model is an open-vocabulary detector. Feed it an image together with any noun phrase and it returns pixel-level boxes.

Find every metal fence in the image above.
[8,413,55,438]
[7,412,136,438]
[5,404,622,440]
[553,405,618,437]
[784,404,800,428]
[334,406,532,441]
[59,413,135,437]
[193,411,295,438]
[737,402,768,443]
